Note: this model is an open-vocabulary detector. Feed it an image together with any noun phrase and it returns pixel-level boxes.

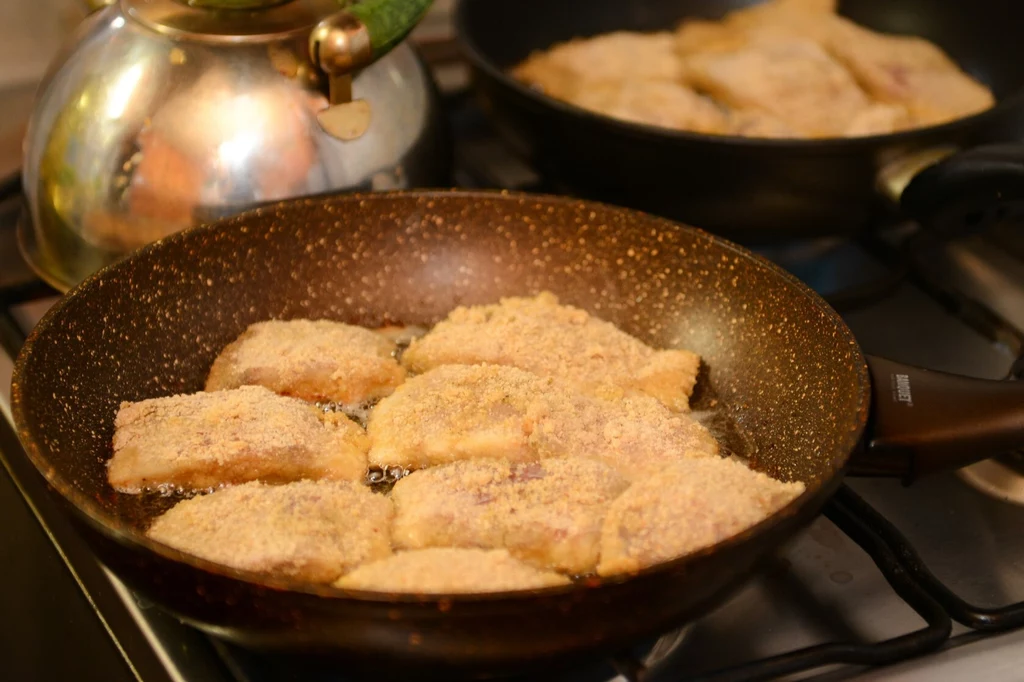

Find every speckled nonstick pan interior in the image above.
[15,190,1007,678]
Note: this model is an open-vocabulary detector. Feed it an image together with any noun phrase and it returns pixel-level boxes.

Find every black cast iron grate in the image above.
[667,486,955,682]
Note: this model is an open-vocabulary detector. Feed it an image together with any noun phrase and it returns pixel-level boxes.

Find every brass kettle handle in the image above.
[310,0,433,77]
[308,0,433,141]
[179,0,433,62]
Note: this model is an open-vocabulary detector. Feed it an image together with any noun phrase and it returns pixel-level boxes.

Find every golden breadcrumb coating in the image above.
[402,292,701,412]
[570,80,728,133]
[109,385,368,492]
[205,319,405,405]
[823,21,994,127]
[598,457,805,576]
[513,31,685,102]
[683,34,900,138]
[391,458,629,574]
[685,0,993,130]
[335,548,570,593]
[367,363,718,477]
[147,480,392,583]
[368,363,541,468]
[512,0,992,138]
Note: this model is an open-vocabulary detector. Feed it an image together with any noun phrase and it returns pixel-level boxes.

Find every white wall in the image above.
[0,0,88,88]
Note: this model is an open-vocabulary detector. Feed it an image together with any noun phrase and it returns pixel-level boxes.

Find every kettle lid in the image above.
[124,0,343,42]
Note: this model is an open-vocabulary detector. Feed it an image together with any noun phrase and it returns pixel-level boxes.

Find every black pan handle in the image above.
[901,143,1024,238]
[850,356,1024,480]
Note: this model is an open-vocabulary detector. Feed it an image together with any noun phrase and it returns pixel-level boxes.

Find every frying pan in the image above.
[455,0,1024,241]
[11,191,1024,679]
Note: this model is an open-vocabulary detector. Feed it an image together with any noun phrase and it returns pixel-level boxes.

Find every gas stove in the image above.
[4,57,1024,682]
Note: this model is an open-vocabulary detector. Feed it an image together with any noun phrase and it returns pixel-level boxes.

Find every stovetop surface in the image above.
[3,90,1024,682]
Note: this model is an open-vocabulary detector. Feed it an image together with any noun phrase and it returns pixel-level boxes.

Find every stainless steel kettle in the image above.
[20,0,447,291]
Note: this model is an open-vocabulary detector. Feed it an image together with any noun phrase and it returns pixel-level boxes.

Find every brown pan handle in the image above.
[900,143,1024,238]
[850,356,1024,479]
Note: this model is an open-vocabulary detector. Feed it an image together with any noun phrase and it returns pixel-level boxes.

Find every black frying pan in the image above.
[455,0,1024,241]
[11,191,1024,679]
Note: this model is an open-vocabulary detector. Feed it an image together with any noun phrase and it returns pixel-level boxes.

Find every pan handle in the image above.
[899,143,1024,238]
[850,355,1024,479]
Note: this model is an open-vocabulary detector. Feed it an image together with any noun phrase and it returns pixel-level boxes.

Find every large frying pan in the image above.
[11,191,1024,678]
[455,0,1024,241]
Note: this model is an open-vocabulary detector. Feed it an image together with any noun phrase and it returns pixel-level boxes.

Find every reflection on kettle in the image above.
[21,0,450,290]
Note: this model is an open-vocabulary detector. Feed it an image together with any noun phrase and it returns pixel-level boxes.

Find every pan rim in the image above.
[11,188,870,605]
[451,0,1019,152]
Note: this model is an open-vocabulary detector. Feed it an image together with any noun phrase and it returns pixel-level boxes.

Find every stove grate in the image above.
[609,486,952,682]
[843,485,1024,633]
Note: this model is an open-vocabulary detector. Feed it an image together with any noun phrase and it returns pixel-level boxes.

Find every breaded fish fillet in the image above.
[530,391,720,478]
[147,480,393,583]
[722,0,840,44]
[823,22,994,127]
[843,102,912,137]
[402,292,701,412]
[513,31,685,102]
[367,364,718,477]
[205,319,405,405]
[692,0,992,129]
[676,19,746,56]
[368,363,541,468]
[597,457,805,576]
[335,548,570,593]
[676,4,890,138]
[684,34,893,138]
[676,0,838,57]
[724,108,797,138]
[569,80,728,133]
[391,458,629,574]
[109,385,368,492]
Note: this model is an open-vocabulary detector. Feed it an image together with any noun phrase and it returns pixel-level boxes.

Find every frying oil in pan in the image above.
[321,325,426,493]
[318,399,379,430]
[316,400,411,493]
[687,361,758,466]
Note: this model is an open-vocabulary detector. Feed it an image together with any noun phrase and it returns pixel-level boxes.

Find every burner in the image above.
[603,626,692,682]
[958,453,1024,506]
[924,232,1024,336]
